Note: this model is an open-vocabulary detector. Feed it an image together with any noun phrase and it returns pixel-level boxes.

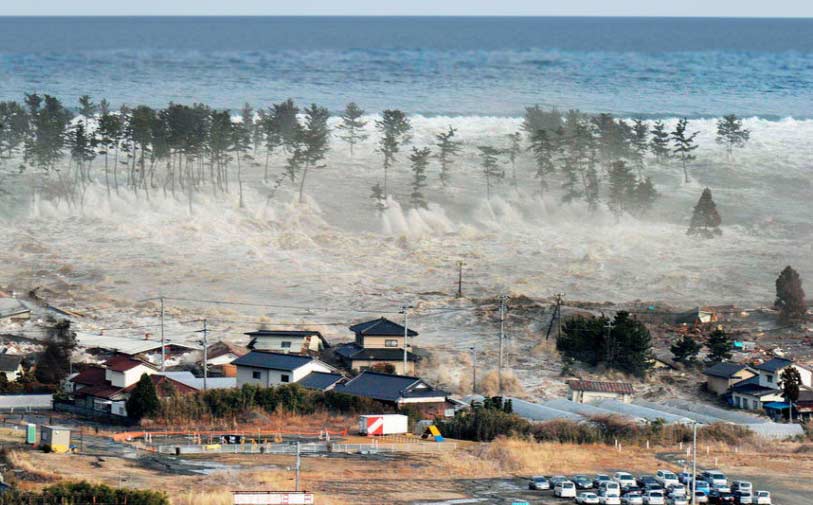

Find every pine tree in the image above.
[505,131,522,188]
[528,128,558,195]
[0,101,29,165]
[97,108,123,196]
[126,373,160,421]
[671,118,699,183]
[477,145,504,200]
[375,109,411,198]
[609,311,653,378]
[78,95,97,118]
[607,160,637,217]
[35,319,76,384]
[775,266,807,322]
[632,177,658,215]
[370,182,386,212]
[292,103,330,204]
[670,335,702,364]
[715,114,750,161]
[706,327,732,363]
[408,146,431,209]
[630,119,649,175]
[336,102,368,156]
[434,126,462,187]
[649,120,671,165]
[688,188,722,237]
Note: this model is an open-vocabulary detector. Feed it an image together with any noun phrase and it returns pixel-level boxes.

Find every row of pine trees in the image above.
[0,95,751,217]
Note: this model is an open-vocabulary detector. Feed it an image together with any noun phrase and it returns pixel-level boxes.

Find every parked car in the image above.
[600,495,622,505]
[667,497,688,505]
[621,493,644,505]
[600,482,622,497]
[643,490,665,505]
[735,491,753,504]
[693,491,709,504]
[644,482,664,492]
[692,480,711,494]
[677,472,693,485]
[613,472,637,489]
[711,482,732,493]
[708,490,737,504]
[555,481,577,498]
[574,475,595,489]
[637,476,658,488]
[595,474,613,488]
[622,485,643,496]
[549,475,568,486]
[753,491,771,505]
[702,471,728,488]
[666,485,686,497]
[656,470,681,489]
[577,492,601,505]
[730,481,752,494]
[528,476,550,490]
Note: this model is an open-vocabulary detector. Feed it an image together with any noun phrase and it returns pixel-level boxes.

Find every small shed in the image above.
[566,379,634,404]
[40,425,71,453]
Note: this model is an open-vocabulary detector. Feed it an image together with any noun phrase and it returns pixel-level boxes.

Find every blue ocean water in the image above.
[1,16,812,117]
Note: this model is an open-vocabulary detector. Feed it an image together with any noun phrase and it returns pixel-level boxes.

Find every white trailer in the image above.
[358,414,408,436]
[232,491,314,504]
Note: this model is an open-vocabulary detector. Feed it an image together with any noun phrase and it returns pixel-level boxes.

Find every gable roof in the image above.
[123,375,197,396]
[105,355,156,373]
[206,341,247,360]
[70,366,107,387]
[0,354,22,372]
[297,371,345,391]
[246,330,330,349]
[755,357,795,373]
[232,351,315,371]
[566,379,634,395]
[334,343,419,362]
[703,362,753,379]
[349,318,418,337]
[731,376,780,397]
[334,371,446,402]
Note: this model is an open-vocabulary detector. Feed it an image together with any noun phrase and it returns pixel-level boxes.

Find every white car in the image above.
[655,470,680,489]
[621,494,644,505]
[693,491,709,504]
[600,495,621,505]
[599,481,622,497]
[701,470,727,488]
[731,481,752,494]
[577,492,601,504]
[753,491,771,505]
[643,490,665,505]
[613,472,637,489]
[712,482,731,493]
[666,497,688,505]
[737,491,753,504]
[666,485,686,498]
[555,481,577,498]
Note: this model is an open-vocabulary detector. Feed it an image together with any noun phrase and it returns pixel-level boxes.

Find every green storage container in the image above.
[26,423,36,444]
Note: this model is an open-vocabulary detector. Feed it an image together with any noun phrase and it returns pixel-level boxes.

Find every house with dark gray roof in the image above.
[754,357,812,390]
[702,362,756,396]
[246,330,330,356]
[296,371,345,391]
[233,351,335,388]
[336,318,420,375]
[333,371,448,411]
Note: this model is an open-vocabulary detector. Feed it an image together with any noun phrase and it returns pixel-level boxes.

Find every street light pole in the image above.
[691,421,697,505]
[470,347,477,394]
[401,305,412,375]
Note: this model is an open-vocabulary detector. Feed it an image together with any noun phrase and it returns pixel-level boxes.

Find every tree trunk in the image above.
[237,152,244,208]
[683,160,689,183]
[298,163,309,204]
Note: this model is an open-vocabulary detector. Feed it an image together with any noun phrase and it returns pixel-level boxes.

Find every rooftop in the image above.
[703,361,752,379]
[731,376,779,397]
[70,366,107,386]
[334,343,419,362]
[206,341,247,360]
[755,357,796,373]
[297,371,345,391]
[77,333,201,356]
[232,351,316,371]
[334,371,446,403]
[349,317,417,337]
[105,355,155,373]
[566,379,634,395]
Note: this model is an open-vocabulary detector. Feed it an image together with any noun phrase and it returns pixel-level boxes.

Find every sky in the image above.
[4,0,813,18]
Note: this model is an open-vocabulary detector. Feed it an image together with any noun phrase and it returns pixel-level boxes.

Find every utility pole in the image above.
[202,319,208,392]
[401,305,412,375]
[605,317,614,367]
[691,421,697,505]
[470,347,477,394]
[295,440,301,492]
[498,295,507,395]
[456,261,464,298]
[160,296,165,372]
[556,293,564,341]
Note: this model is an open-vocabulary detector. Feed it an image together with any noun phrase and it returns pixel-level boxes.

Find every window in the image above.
[281,374,290,383]
[252,371,261,380]
[385,339,398,347]
[766,374,774,383]
[280,341,292,349]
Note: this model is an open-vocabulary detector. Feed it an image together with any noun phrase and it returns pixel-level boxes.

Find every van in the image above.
[731,481,752,494]
[655,470,680,488]
[555,481,577,498]
[701,470,727,488]
[599,481,621,497]
[613,472,637,489]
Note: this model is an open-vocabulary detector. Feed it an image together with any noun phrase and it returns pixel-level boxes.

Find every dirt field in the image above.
[3,429,811,505]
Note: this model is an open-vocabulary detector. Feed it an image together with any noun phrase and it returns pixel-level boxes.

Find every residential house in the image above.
[754,357,812,389]
[205,341,247,366]
[795,389,813,421]
[104,355,157,388]
[566,379,634,404]
[333,371,450,415]
[730,376,784,411]
[160,371,237,390]
[675,307,717,327]
[246,330,329,355]
[296,371,345,392]
[233,351,334,388]
[703,362,756,396]
[0,354,23,382]
[335,317,419,375]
